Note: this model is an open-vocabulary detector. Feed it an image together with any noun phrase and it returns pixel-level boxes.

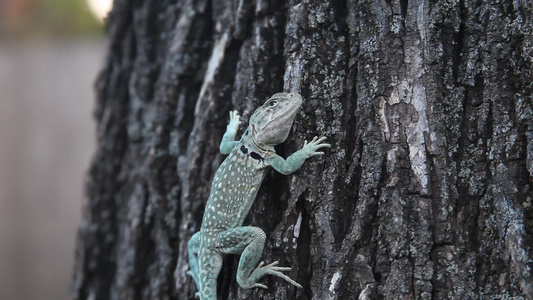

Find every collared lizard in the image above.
[187,92,330,299]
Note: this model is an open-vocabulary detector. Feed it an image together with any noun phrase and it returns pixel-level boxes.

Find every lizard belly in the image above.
[201,149,266,232]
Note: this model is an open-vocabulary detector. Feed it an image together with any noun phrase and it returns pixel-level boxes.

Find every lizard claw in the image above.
[256,261,265,269]
[252,283,268,289]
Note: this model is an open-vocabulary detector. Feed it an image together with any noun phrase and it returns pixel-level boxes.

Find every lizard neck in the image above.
[242,132,275,156]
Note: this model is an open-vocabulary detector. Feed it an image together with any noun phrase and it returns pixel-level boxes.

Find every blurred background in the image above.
[0,0,111,299]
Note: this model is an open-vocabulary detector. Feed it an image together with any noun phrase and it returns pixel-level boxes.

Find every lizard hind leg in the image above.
[187,232,201,290]
[215,226,302,289]
[197,246,223,300]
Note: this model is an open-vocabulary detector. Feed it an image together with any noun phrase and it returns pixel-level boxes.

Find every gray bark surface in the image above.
[72,0,533,299]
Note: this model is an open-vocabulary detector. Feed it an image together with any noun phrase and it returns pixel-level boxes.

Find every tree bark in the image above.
[72,0,533,299]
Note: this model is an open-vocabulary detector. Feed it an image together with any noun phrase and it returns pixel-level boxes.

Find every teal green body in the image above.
[186,93,330,300]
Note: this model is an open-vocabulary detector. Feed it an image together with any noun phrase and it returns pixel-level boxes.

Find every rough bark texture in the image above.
[72,0,533,299]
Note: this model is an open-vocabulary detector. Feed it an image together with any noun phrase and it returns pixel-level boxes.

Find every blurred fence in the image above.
[0,39,104,300]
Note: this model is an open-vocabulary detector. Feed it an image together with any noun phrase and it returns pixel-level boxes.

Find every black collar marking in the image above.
[250,151,264,161]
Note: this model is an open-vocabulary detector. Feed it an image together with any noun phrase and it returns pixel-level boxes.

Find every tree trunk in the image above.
[72,0,533,299]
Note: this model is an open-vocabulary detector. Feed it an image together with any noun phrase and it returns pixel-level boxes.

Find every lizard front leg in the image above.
[215,226,302,289]
[219,110,241,154]
[267,136,330,175]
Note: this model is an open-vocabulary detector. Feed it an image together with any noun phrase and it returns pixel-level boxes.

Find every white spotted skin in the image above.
[193,138,273,300]
[201,142,268,234]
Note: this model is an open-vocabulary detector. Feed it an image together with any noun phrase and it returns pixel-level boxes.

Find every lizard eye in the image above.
[266,100,278,108]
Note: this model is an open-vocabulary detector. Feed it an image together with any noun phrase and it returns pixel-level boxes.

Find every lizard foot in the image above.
[243,261,302,289]
[302,136,331,157]
[228,110,241,131]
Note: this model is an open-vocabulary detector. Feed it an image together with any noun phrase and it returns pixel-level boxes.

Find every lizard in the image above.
[186,92,330,300]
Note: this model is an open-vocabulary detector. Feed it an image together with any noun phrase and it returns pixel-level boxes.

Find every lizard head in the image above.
[248,92,303,147]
